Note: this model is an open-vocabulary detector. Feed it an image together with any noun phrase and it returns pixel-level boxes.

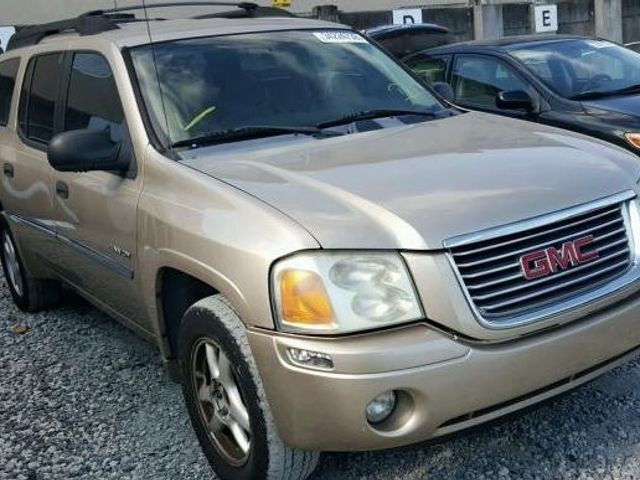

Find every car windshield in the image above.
[129,30,445,147]
[510,39,640,100]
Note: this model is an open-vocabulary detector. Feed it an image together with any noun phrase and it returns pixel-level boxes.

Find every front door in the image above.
[52,51,148,326]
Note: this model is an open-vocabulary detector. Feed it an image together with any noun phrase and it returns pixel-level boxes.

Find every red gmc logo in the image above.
[519,235,599,281]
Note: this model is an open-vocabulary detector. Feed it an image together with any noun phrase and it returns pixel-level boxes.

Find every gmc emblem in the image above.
[519,235,599,281]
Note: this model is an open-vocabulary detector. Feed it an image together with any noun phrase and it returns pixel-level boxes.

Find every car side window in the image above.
[64,53,126,143]
[19,53,64,144]
[0,58,20,127]
[452,55,532,109]
[405,54,449,84]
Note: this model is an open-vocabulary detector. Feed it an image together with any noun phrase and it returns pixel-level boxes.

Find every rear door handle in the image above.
[55,181,69,199]
[3,163,14,178]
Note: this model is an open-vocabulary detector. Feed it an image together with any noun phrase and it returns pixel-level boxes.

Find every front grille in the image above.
[448,198,633,322]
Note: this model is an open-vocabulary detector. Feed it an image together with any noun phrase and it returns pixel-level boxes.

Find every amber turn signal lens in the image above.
[625,133,640,150]
[279,269,335,326]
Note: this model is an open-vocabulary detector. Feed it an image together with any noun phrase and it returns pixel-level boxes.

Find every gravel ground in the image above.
[1,274,640,480]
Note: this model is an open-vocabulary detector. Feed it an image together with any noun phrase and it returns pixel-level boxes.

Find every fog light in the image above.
[287,348,334,370]
[366,390,397,425]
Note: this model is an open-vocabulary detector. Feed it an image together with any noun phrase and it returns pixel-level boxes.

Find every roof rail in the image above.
[5,2,292,52]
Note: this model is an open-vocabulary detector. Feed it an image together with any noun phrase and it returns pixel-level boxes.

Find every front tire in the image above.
[178,296,319,480]
[0,218,61,312]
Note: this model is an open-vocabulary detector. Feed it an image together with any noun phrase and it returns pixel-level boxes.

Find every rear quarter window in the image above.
[0,58,20,126]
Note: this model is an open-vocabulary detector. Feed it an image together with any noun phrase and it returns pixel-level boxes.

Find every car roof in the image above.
[424,34,590,55]
[366,23,450,37]
[10,15,349,53]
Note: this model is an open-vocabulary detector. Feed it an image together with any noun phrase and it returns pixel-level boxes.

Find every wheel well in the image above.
[159,268,217,358]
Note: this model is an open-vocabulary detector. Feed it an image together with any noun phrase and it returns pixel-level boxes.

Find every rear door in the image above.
[52,51,147,325]
[1,53,63,273]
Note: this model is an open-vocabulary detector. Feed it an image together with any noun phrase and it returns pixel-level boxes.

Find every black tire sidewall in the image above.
[0,217,29,310]
[178,305,270,480]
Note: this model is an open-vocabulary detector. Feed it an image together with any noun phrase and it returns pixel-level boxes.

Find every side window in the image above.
[19,53,64,144]
[452,55,532,109]
[0,58,20,126]
[64,53,125,142]
[405,54,449,84]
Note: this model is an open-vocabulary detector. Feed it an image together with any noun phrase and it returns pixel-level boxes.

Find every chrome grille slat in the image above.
[454,218,624,268]
[447,197,634,323]
[453,206,620,257]
[480,258,630,312]
[465,234,628,290]
[472,246,629,301]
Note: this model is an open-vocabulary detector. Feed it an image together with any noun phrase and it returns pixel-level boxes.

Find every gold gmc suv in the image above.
[1,4,640,480]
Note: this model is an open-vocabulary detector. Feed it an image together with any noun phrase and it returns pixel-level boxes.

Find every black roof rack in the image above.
[6,2,293,52]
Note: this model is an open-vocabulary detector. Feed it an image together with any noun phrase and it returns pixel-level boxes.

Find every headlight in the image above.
[271,252,423,334]
[625,133,640,150]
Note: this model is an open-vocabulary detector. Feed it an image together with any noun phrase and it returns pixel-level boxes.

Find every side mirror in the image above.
[496,90,534,111]
[48,129,129,174]
[431,81,455,103]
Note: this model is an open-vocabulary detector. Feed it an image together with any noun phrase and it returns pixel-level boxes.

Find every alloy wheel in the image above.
[191,338,252,466]
[2,230,23,296]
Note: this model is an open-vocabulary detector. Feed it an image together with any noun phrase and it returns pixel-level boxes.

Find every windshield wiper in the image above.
[316,109,439,129]
[571,83,640,101]
[172,125,339,148]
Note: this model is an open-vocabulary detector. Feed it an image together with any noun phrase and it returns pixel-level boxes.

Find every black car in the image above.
[627,42,640,54]
[404,35,640,155]
[366,23,453,59]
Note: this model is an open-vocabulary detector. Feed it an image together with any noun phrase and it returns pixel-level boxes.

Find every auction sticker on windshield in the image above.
[314,31,367,44]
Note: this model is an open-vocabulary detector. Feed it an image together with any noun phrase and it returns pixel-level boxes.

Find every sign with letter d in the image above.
[392,9,423,25]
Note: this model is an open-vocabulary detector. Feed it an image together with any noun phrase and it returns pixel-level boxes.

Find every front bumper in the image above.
[247,291,640,451]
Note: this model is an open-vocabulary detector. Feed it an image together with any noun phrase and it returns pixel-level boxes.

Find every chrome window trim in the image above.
[444,190,640,330]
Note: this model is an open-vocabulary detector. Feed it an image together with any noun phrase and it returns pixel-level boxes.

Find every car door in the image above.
[1,53,63,274]
[52,51,148,326]
[403,53,451,85]
[450,53,540,119]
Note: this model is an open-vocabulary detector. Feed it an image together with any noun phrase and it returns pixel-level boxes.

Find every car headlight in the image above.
[271,252,423,334]
[625,133,640,150]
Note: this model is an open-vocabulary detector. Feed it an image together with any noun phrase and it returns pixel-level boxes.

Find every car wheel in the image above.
[178,295,319,480]
[0,218,61,312]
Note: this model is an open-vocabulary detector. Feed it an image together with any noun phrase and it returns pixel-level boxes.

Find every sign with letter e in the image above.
[392,8,423,25]
[272,0,291,7]
[534,5,558,33]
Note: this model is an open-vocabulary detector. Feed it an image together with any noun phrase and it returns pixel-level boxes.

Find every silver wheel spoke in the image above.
[229,420,251,454]
[226,384,250,431]
[218,351,234,389]
[205,343,221,380]
[197,383,212,403]
[208,415,225,435]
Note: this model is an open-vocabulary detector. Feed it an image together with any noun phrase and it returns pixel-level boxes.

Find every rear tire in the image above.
[178,295,319,480]
[0,218,61,312]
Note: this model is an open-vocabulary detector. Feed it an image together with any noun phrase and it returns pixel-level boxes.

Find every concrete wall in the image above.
[0,0,638,43]
[622,0,640,43]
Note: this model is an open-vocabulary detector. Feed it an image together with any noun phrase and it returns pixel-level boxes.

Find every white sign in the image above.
[392,9,423,25]
[0,27,15,52]
[534,5,558,33]
[314,32,367,44]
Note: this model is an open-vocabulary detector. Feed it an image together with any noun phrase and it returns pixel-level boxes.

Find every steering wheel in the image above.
[581,74,613,93]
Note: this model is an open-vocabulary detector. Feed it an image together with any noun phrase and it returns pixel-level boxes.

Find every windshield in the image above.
[510,39,640,100]
[129,30,445,147]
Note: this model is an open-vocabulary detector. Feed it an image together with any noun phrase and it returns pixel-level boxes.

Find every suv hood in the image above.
[181,112,640,250]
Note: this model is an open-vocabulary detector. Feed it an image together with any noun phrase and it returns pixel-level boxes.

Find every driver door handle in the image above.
[55,181,69,199]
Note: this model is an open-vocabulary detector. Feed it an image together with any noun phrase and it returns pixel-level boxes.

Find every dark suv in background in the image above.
[405,35,640,156]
